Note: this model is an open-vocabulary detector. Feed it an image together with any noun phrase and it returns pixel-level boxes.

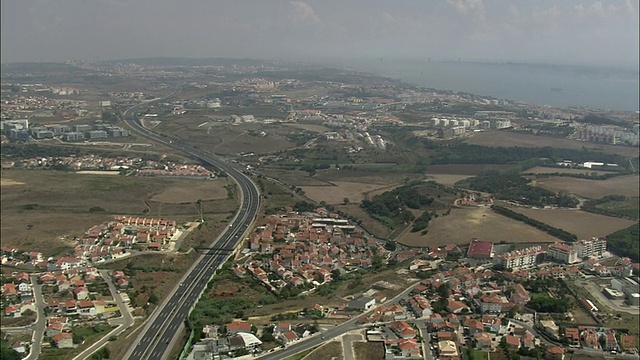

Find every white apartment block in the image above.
[497,246,544,270]
[573,238,606,259]
[547,242,579,264]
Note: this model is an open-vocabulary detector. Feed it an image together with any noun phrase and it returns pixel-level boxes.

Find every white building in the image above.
[573,238,606,259]
[496,246,544,270]
[547,243,579,264]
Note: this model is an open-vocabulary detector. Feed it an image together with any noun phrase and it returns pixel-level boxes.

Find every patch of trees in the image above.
[190,297,255,329]
[293,201,316,213]
[575,114,622,126]
[361,185,434,229]
[411,211,433,232]
[582,195,638,220]
[0,336,21,360]
[300,163,330,175]
[606,224,639,262]
[428,143,628,168]
[527,293,571,313]
[492,206,577,242]
[457,172,579,208]
[101,111,119,124]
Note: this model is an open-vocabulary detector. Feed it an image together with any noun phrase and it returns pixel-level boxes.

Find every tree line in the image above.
[491,205,577,242]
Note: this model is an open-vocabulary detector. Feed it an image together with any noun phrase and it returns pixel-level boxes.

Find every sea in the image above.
[342,59,640,112]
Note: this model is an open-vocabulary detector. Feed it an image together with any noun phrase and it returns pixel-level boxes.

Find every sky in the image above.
[1,0,638,69]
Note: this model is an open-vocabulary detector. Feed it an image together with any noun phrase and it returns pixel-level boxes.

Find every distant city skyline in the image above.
[1,0,638,69]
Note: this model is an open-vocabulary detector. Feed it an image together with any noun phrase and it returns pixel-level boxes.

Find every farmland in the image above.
[0,169,237,253]
[524,166,612,175]
[532,174,639,198]
[509,208,637,239]
[396,206,560,247]
[465,130,640,157]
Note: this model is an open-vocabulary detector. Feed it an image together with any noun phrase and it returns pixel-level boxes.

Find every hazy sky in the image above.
[1,0,638,68]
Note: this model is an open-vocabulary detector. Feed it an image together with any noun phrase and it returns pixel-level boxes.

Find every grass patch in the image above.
[462,347,490,360]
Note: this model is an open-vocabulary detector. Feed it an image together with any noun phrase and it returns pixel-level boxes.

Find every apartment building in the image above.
[547,242,579,264]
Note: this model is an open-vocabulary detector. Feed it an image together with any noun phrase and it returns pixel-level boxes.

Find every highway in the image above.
[120,87,261,360]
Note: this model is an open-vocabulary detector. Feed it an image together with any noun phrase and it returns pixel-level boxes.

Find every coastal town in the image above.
[1,59,638,360]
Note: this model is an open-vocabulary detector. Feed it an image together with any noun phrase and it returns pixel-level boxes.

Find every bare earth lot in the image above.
[466,130,640,157]
[533,174,639,198]
[397,206,559,247]
[1,169,236,253]
[509,208,637,239]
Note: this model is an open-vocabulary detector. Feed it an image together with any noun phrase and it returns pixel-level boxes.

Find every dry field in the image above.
[354,341,385,360]
[424,174,473,186]
[466,131,639,157]
[150,178,230,203]
[334,204,394,239]
[509,208,637,239]
[396,206,559,247]
[155,122,299,156]
[315,169,420,185]
[533,174,639,198]
[261,169,333,186]
[0,169,237,254]
[524,166,611,175]
[305,341,344,360]
[301,181,397,205]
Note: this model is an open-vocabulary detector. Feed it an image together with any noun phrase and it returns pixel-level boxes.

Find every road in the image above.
[71,270,136,360]
[509,319,639,359]
[120,86,261,360]
[258,281,421,360]
[24,275,45,360]
[342,333,362,360]
[581,281,639,315]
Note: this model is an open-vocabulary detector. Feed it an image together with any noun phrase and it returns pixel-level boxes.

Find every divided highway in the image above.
[120,89,261,360]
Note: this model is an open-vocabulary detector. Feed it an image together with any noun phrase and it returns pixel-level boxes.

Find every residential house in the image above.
[620,334,638,354]
[74,287,89,300]
[447,298,470,314]
[564,327,580,347]
[510,284,530,305]
[390,321,417,339]
[474,332,493,351]
[226,321,252,335]
[438,340,460,360]
[602,331,618,351]
[545,346,565,360]
[521,331,536,349]
[45,323,64,337]
[505,335,520,349]
[279,331,299,345]
[53,333,74,348]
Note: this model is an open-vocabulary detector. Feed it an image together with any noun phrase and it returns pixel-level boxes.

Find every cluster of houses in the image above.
[235,211,389,293]
[187,312,324,360]
[1,263,122,352]
[2,271,35,318]
[1,216,178,272]
[550,324,638,354]
[3,154,215,179]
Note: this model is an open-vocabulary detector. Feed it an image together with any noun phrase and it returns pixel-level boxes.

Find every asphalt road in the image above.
[72,270,136,360]
[342,333,363,360]
[119,86,261,360]
[24,275,45,360]
[258,281,421,360]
